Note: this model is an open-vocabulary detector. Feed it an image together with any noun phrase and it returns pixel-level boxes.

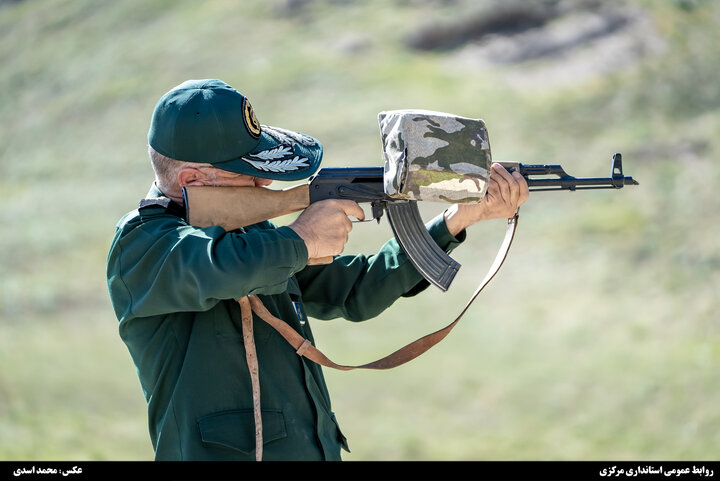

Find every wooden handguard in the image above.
[183,184,332,264]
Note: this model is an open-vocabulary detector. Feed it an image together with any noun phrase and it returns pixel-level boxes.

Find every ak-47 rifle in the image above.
[183,152,638,291]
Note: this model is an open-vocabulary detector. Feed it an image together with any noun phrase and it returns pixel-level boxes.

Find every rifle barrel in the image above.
[500,155,639,191]
[526,176,639,191]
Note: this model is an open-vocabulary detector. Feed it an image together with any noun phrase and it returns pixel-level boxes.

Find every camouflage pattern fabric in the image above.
[378,110,491,203]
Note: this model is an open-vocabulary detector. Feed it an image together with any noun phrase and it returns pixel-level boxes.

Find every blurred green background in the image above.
[1,0,718,461]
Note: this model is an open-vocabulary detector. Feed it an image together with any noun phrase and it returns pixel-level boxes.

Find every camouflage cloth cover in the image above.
[378,109,491,203]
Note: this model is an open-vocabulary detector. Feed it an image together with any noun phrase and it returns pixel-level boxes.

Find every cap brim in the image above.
[210,125,323,181]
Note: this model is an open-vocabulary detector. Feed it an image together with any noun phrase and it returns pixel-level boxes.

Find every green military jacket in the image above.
[106,184,465,461]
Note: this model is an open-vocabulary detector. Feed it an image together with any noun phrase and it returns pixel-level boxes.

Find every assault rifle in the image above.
[183,153,638,292]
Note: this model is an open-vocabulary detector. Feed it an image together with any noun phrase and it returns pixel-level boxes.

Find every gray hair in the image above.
[148,146,207,193]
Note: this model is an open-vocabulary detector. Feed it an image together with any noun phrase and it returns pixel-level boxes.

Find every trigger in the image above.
[371,201,385,223]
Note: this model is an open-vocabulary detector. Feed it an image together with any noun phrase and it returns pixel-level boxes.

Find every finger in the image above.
[492,162,516,184]
[494,164,524,206]
[507,172,521,207]
[342,215,353,233]
[492,164,511,202]
[485,177,500,201]
[336,200,366,222]
[513,171,530,204]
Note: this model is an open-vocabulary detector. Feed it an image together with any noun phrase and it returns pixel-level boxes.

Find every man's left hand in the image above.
[443,163,530,237]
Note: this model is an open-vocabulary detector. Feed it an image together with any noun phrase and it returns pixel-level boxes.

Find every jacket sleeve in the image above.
[107,211,309,320]
[295,213,465,322]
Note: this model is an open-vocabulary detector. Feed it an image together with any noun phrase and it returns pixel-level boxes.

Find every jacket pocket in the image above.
[198,409,287,454]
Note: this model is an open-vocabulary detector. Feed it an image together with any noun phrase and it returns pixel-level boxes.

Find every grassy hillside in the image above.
[1,0,718,461]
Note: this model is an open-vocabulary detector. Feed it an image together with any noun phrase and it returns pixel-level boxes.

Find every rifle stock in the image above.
[183,183,336,265]
[184,183,311,231]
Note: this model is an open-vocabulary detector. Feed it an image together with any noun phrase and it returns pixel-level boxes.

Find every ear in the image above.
[177,167,207,188]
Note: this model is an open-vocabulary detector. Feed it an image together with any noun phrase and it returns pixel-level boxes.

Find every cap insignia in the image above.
[243,98,261,139]
[242,156,309,173]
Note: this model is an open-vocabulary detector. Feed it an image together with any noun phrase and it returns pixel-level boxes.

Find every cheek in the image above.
[213,175,257,187]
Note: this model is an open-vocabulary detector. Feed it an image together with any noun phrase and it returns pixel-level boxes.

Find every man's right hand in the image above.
[289,199,365,262]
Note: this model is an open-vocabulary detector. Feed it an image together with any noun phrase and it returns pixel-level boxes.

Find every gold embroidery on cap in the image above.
[243,99,261,139]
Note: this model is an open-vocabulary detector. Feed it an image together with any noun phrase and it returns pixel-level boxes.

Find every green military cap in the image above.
[148,79,323,181]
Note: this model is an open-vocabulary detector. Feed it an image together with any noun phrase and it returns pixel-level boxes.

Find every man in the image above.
[106,79,528,461]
